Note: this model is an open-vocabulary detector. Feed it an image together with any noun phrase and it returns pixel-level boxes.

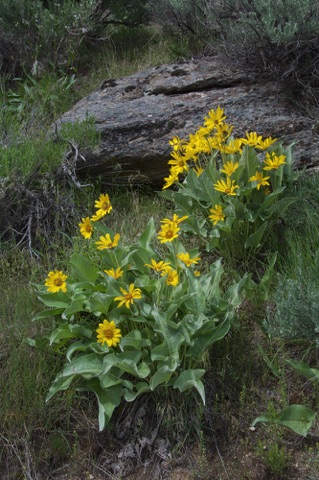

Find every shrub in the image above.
[160,107,297,272]
[33,191,248,430]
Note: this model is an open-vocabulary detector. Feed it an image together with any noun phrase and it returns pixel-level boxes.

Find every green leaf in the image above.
[37,292,69,308]
[244,222,268,249]
[173,369,206,404]
[70,253,98,283]
[138,218,156,249]
[62,296,87,319]
[286,359,319,382]
[124,381,151,402]
[187,317,231,360]
[88,292,115,315]
[150,364,177,390]
[46,352,103,401]
[33,308,64,321]
[49,323,92,345]
[78,379,122,431]
[252,405,316,436]
[277,405,316,436]
[151,307,185,361]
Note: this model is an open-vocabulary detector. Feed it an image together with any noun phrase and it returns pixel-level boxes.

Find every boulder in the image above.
[55,55,319,187]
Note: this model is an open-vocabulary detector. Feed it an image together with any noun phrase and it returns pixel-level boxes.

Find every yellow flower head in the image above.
[249,171,270,190]
[168,151,189,173]
[145,259,171,272]
[214,177,239,196]
[162,168,180,190]
[193,164,204,176]
[114,283,142,309]
[215,122,233,140]
[95,233,120,250]
[104,267,124,279]
[209,204,225,225]
[157,223,180,243]
[263,152,286,171]
[220,161,239,176]
[79,217,93,239]
[221,138,243,155]
[242,131,263,147]
[258,136,277,150]
[177,252,201,267]
[169,135,186,152]
[161,267,179,286]
[94,193,112,217]
[45,270,68,293]
[204,106,226,131]
[194,270,201,277]
[160,213,188,226]
[96,319,121,347]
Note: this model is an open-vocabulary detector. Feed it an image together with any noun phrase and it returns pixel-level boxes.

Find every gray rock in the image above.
[55,55,319,187]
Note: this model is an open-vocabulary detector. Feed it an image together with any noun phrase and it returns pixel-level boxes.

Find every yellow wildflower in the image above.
[79,217,93,239]
[220,161,239,176]
[160,214,188,226]
[162,168,180,190]
[242,132,263,147]
[214,177,239,196]
[249,171,270,190]
[144,259,171,272]
[157,223,180,243]
[45,270,68,293]
[96,319,121,347]
[168,151,189,173]
[94,193,112,217]
[193,164,204,176]
[258,136,277,150]
[209,204,225,225]
[177,252,201,267]
[104,267,124,279]
[169,135,186,152]
[95,233,120,250]
[204,106,226,130]
[263,152,286,170]
[114,283,142,309]
[161,267,179,286]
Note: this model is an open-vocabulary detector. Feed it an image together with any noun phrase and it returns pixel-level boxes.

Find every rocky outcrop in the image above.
[55,55,319,187]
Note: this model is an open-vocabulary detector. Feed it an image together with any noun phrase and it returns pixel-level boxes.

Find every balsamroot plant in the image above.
[160,107,298,269]
[34,191,247,430]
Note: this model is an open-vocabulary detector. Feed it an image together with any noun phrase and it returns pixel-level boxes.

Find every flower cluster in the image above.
[78,193,113,239]
[163,106,282,191]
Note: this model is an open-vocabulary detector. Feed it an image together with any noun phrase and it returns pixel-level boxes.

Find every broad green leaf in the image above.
[278,405,316,436]
[37,293,69,308]
[49,323,92,345]
[173,369,206,404]
[124,381,151,402]
[78,379,122,431]
[286,359,319,382]
[150,365,177,390]
[33,307,64,321]
[244,222,268,249]
[151,307,185,361]
[138,218,156,249]
[88,292,115,315]
[70,253,98,283]
[187,317,231,360]
[121,330,152,349]
[62,296,87,319]
[252,405,316,436]
[66,339,97,361]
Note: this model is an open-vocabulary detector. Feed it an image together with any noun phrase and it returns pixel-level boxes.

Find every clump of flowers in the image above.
[34,186,245,430]
[161,106,297,267]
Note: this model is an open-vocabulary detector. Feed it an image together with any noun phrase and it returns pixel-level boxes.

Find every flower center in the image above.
[54,278,63,286]
[225,188,231,194]
[102,202,109,210]
[166,230,174,238]
[86,225,92,232]
[124,293,133,301]
[103,329,114,339]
